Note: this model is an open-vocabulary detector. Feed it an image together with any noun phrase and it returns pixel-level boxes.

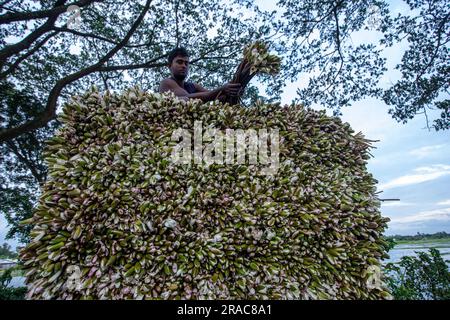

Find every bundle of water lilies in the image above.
[20,86,391,300]
[221,41,281,105]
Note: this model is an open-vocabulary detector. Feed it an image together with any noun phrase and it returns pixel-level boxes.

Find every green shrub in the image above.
[0,267,26,300]
[384,248,450,300]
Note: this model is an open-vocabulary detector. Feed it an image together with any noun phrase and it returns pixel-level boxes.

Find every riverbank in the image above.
[392,237,450,246]
[384,239,450,266]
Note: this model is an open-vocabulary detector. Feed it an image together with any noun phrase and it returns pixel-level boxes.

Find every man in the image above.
[159,47,241,102]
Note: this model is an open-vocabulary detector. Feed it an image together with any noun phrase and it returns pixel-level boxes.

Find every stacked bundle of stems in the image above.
[20,87,391,300]
[218,41,281,105]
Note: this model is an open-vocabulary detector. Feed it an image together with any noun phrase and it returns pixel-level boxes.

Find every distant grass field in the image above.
[393,238,450,246]
[391,238,450,253]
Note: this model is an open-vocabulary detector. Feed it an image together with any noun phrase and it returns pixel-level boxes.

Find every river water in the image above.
[383,242,450,267]
[8,276,26,288]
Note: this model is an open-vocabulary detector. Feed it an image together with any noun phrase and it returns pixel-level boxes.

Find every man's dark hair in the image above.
[168,47,189,65]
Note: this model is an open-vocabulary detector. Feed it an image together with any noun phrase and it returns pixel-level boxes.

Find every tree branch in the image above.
[0,0,99,24]
[324,4,344,93]
[99,43,239,73]
[189,43,237,64]
[0,0,14,8]
[292,0,344,25]
[52,26,119,45]
[5,140,44,183]
[422,105,431,131]
[0,31,59,78]
[0,0,68,67]
[98,54,167,72]
[0,0,153,143]
[414,11,450,84]
[175,0,180,47]
[333,5,344,66]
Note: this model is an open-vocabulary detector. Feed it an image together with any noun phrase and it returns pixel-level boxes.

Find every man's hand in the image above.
[220,83,241,97]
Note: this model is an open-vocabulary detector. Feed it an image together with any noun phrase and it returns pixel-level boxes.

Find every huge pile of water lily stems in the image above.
[20,86,391,300]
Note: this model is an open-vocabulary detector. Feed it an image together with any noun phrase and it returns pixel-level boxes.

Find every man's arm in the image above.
[159,79,241,102]
[159,79,190,101]
[192,83,226,103]
[193,83,226,103]
[159,79,240,103]
[193,83,208,93]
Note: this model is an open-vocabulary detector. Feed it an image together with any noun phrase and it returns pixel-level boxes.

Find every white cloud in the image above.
[389,207,450,224]
[437,199,450,206]
[409,144,447,159]
[414,164,450,172]
[381,201,415,207]
[378,164,450,190]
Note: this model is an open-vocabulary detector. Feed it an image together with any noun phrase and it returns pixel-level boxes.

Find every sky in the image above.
[1,0,449,250]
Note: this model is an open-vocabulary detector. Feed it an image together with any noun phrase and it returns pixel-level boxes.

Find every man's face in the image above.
[169,55,189,81]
